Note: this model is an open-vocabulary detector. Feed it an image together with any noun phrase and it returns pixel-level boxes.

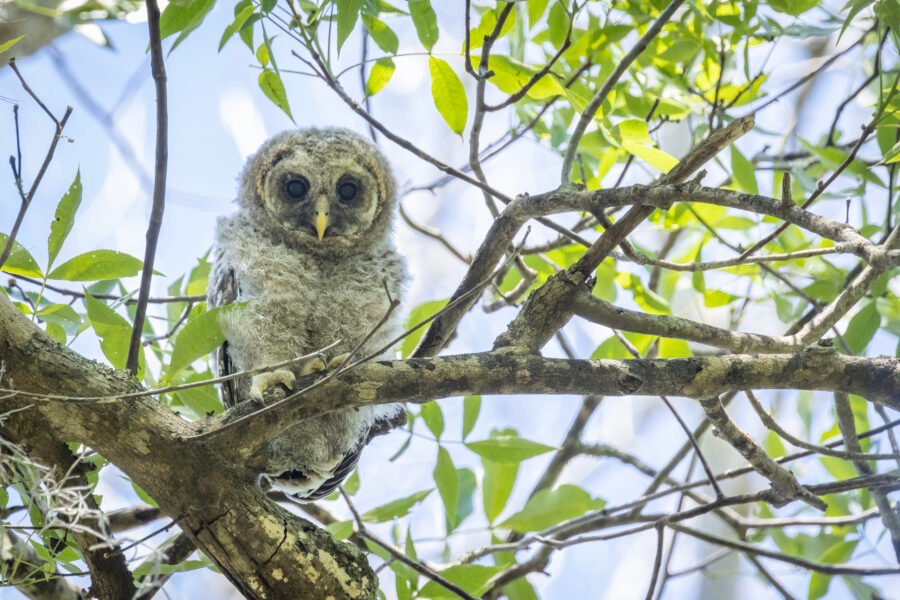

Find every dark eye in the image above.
[337,180,359,202]
[284,177,309,200]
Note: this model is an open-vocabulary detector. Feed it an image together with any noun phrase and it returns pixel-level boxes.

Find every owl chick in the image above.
[208,127,407,500]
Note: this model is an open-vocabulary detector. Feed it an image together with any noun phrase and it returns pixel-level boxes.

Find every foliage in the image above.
[2,0,900,598]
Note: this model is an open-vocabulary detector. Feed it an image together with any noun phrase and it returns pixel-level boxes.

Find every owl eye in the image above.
[337,180,359,203]
[284,177,310,200]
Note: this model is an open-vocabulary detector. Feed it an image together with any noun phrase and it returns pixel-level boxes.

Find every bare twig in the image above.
[0,59,73,271]
[126,0,169,375]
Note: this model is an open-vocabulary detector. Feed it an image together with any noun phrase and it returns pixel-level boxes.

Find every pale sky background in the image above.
[1,1,898,599]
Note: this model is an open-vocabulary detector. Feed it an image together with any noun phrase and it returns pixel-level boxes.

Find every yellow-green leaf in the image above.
[621,140,679,173]
[47,170,82,270]
[420,401,444,439]
[168,303,242,378]
[0,233,43,278]
[48,250,143,281]
[433,446,458,525]
[465,435,554,463]
[401,298,447,357]
[85,292,143,376]
[258,69,293,120]
[418,565,502,599]
[499,484,605,532]
[462,395,480,440]
[362,489,432,522]
[366,58,395,96]
[336,0,364,54]
[361,14,398,53]
[428,56,467,136]
[408,0,439,51]
[731,146,758,194]
[0,35,25,54]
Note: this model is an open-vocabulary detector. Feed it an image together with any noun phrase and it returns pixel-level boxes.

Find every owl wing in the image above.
[289,408,408,501]
[208,250,240,409]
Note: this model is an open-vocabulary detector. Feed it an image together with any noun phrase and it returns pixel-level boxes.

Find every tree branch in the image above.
[126,0,169,375]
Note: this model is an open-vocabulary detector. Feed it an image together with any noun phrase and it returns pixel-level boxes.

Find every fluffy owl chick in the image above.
[209,127,407,500]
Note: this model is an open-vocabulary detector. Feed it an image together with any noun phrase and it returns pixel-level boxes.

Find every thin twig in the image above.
[126,0,169,375]
[560,0,685,182]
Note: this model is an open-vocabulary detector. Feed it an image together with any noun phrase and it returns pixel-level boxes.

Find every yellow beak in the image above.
[315,211,329,240]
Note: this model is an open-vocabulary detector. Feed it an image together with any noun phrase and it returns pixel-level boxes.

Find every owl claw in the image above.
[250,369,296,403]
[299,356,327,376]
[327,352,352,370]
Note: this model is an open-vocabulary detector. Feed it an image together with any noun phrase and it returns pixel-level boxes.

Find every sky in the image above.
[1,1,898,599]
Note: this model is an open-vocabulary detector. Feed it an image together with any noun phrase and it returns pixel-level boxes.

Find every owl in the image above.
[208,127,408,501]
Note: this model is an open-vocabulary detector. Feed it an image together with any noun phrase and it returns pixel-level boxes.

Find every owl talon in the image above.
[299,356,327,376]
[327,352,352,370]
[250,369,296,402]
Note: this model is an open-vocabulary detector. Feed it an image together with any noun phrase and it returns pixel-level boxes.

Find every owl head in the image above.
[238,127,397,253]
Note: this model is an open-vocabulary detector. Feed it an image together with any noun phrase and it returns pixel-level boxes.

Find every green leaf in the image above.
[418,565,502,599]
[875,0,900,31]
[455,467,476,528]
[0,35,25,54]
[433,446,458,527]
[731,146,758,194]
[361,14,399,53]
[255,42,270,66]
[428,56,468,136]
[621,141,679,173]
[401,299,447,357]
[420,401,444,439]
[408,0,439,51]
[475,55,565,100]
[482,459,518,523]
[366,57,395,96]
[615,119,679,172]
[468,8,516,50]
[0,233,43,278]
[159,0,216,52]
[844,301,880,355]
[768,0,819,15]
[344,468,360,495]
[499,485,604,532]
[362,489,432,522]
[48,250,143,281]
[809,540,858,599]
[258,69,293,120]
[219,2,256,51]
[171,371,223,415]
[326,520,355,541]
[38,304,82,335]
[545,0,568,47]
[85,293,143,374]
[336,0,364,54]
[45,322,66,344]
[528,0,551,27]
[462,395,480,440]
[47,170,83,270]
[168,303,242,377]
[467,435,554,463]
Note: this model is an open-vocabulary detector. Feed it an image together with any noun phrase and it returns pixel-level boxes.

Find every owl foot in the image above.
[327,352,352,370]
[299,356,327,376]
[250,369,296,403]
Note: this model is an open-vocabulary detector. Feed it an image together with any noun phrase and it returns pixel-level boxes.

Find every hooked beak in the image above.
[315,212,328,240]
[314,196,329,240]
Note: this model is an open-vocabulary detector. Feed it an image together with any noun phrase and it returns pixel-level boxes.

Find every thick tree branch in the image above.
[0,296,378,600]
[204,346,900,459]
